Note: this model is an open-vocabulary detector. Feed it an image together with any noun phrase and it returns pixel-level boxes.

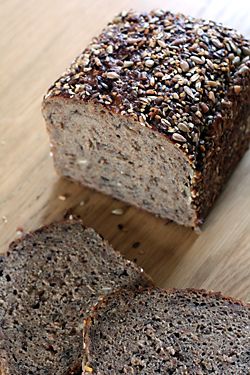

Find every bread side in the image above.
[83,288,250,374]
[42,10,250,227]
[0,221,151,375]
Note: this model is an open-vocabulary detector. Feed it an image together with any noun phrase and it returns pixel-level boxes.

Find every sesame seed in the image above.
[77,159,88,165]
[111,208,124,215]
[58,195,66,201]
[2,216,8,224]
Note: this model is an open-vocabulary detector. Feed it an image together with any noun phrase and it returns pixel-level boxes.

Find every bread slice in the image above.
[0,221,151,375]
[83,288,250,374]
[42,9,250,227]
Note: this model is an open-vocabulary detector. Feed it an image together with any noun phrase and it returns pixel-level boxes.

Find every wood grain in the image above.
[0,0,249,301]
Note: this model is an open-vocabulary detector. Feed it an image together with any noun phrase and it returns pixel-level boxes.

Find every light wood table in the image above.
[1,0,250,301]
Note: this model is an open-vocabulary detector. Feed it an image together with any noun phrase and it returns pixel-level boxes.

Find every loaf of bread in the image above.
[83,288,250,374]
[0,221,151,375]
[42,10,250,227]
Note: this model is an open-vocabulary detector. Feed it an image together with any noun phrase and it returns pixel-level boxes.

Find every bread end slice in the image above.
[0,221,152,375]
[82,288,250,374]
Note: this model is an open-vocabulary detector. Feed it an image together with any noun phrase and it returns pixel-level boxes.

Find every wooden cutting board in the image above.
[1,0,249,301]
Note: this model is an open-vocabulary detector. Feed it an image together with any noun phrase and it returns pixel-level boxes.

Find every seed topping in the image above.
[46,9,250,163]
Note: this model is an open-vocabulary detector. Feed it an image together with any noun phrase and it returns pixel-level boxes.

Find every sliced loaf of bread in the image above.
[42,10,250,227]
[83,288,250,374]
[0,221,151,375]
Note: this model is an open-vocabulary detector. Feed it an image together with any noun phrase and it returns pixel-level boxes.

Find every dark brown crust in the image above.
[82,287,250,373]
[65,361,82,375]
[193,73,250,224]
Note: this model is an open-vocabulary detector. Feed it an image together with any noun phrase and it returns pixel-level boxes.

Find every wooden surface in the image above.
[1,0,250,302]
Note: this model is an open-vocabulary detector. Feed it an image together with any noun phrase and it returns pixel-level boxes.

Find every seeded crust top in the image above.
[45,9,250,166]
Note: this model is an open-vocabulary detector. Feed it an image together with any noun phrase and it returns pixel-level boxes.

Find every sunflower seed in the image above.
[157,40,166,48]
[106,45,114,54]
[211,38,223,49]
[232,56,240,66]
[177,122,190,132]
[238,65,249,75]
[206,80,220,87]
[242,46,250,56]
[123,60,134,68]
[208,91,216,102]
[184,86,195,98]
[180,60,189,72]
[106,71,120,79]
[190,73,200,82]
[172,133,187,142]
[191,56,204,65]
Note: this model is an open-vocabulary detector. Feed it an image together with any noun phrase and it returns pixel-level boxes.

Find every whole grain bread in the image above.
[83,288,250,374]
[0,221,151,375]
[42,10,250,227]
